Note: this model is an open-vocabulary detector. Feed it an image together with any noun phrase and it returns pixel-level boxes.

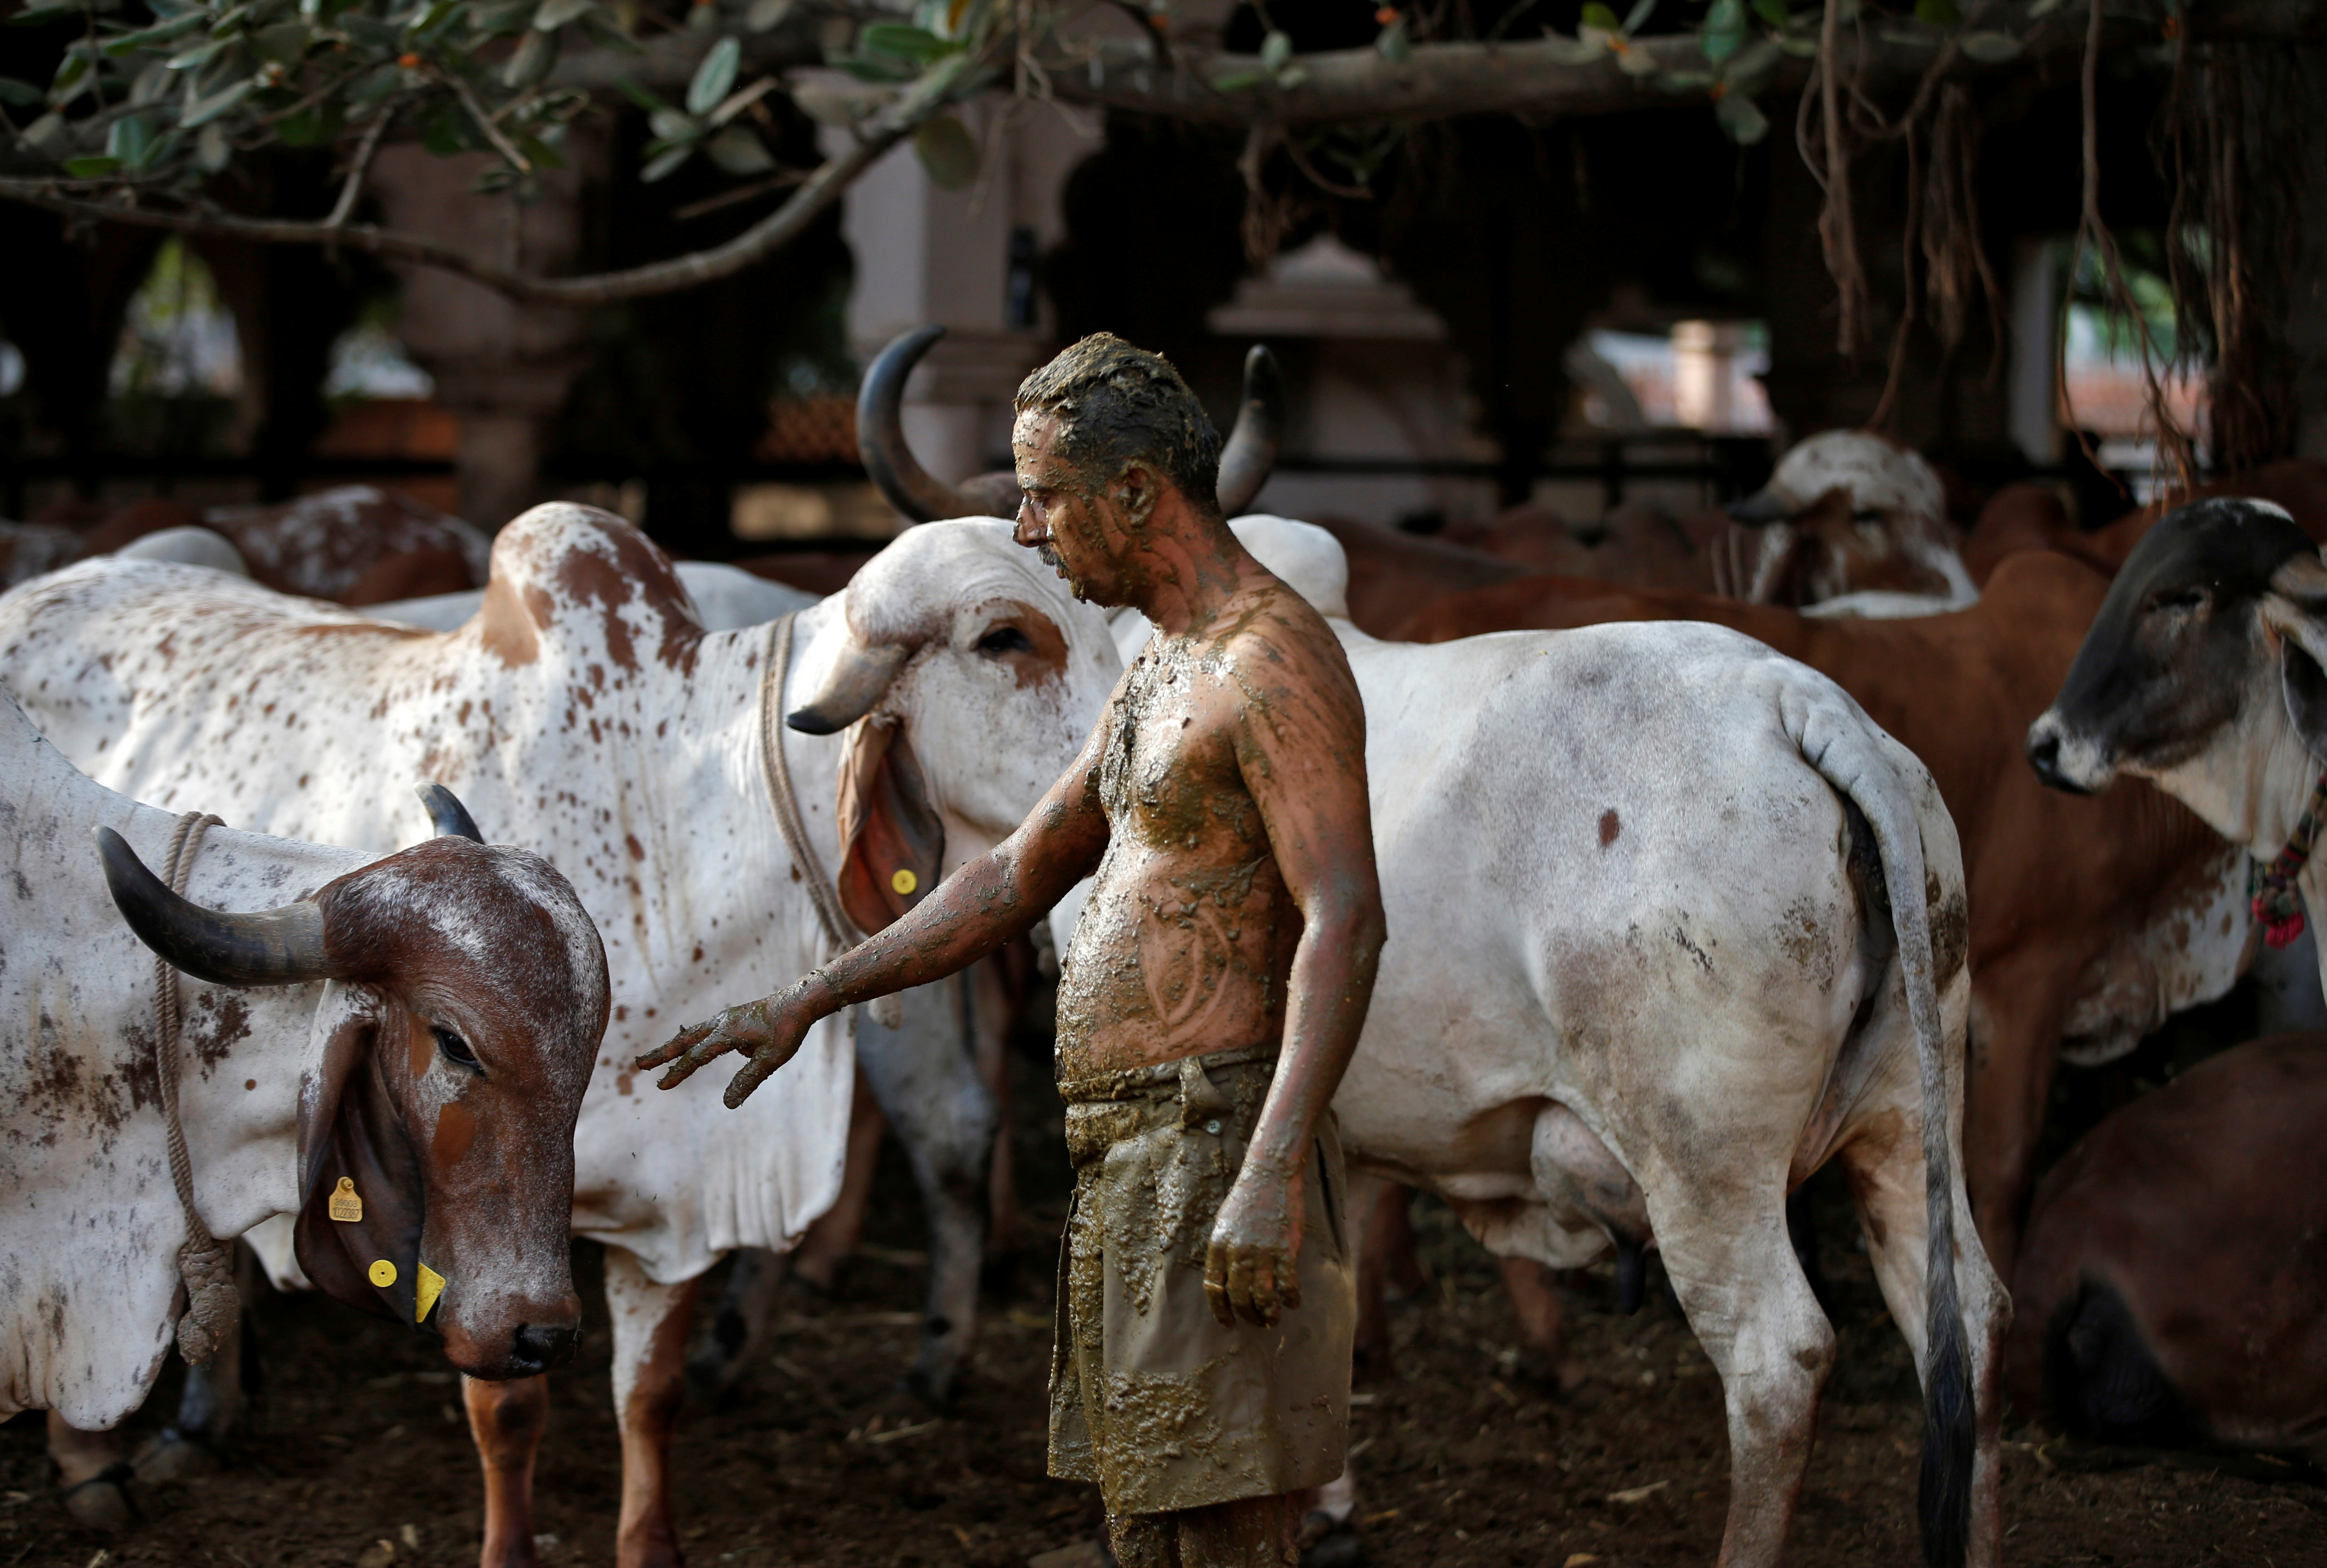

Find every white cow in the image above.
[0,691,608,1516]
[1720,430,1978,615]
[0,504,1119,1567]
[1061,515,2007,1568]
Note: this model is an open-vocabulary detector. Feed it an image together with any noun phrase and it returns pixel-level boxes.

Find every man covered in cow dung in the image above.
[641,333,1384,1567]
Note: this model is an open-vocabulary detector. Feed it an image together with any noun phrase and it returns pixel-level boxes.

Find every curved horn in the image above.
[414,782,484,843]
[96,827,336,988]
[787,641,913,736]
[1215,344,1284,517]
[858,326,987,525]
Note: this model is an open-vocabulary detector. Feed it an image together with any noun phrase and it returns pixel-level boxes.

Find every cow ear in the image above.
[834,714,946,935]
[291,984,431,1330]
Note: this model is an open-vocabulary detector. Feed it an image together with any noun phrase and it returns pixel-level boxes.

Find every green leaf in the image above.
[648,107,698,141]
[615,74,668,112]
[1914,0,1959,25]
[275,98,340,143]
[686,33,737,113]
[252,20,308,63]
[1207,68,1261,90]
[912,109,977,189]
[101,11,208,56]
[107,111,152,163]
[1714,91,1768,142]
[0,74,41,103]
[1540,34,1607,64]
[1621,0,1658,32]
[639,140,691,180]
[6,2,81,28]
[1580,2,1620,30]
[1374,16,1409,61]
[745,0,790,29]
[49,50,88,98]
[704,122,772,174]
[502,23,555,85]
[62,154,122,175]
[1956,28,2021,60]
[1722,35,1782,89]
[1749,0,1788,24]
[167,35,229,68]
[532,0,591,28]
[1699,0,1745,61]
[195,119,229,169]
[1774,32,1819,54]
[1259,27,1290,71]
[421,99,472,154]
[179,74,250,126]
[859,22,957,62]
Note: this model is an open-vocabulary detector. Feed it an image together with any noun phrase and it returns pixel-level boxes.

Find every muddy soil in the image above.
[7,1051,2324,1568]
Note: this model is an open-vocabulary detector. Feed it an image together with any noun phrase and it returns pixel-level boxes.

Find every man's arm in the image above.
[638,721,1112,1107]
[1206,605,1388,1328]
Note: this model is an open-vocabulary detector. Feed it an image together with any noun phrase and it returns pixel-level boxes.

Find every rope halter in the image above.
[2251,768,2327,949]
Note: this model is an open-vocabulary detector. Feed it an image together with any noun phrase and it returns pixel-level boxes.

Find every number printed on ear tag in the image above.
[891,867,918,896]
[328,1176,363,1222]
[368,1259,398,1288]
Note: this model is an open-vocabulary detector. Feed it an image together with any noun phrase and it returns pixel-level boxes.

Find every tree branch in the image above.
[0,46,989,307]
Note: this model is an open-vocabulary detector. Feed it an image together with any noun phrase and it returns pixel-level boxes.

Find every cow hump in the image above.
[476,504,703,676]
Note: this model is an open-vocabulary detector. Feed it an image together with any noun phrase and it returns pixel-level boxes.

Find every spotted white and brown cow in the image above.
[0,504,1120,1567]
[0,691,607,1526]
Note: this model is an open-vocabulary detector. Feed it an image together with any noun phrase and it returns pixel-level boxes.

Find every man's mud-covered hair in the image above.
[1015,333,1222,512]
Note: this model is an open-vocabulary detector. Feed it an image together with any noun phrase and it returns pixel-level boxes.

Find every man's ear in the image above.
[1113,463,1161,526]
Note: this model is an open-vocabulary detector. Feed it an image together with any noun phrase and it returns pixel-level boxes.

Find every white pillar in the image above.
[836,101,1093,485]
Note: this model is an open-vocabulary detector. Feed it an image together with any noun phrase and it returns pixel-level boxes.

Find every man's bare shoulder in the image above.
[1206,578,1365,741]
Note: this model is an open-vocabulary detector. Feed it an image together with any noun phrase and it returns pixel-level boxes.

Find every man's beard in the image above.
[1037,542,1090,601]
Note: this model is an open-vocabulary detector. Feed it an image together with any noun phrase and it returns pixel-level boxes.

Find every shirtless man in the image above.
[640,333,1385,1567]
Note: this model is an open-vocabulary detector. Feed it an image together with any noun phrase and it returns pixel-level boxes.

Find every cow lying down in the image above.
[1060,516,2008,1568]
[2007,1031,2327,1455]
[0,692,609,1525]
[0,505,1120,1566]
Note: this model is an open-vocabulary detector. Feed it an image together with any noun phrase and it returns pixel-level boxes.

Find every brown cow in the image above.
[2006,1032,2327,1456]
[1399,550,2249,1281]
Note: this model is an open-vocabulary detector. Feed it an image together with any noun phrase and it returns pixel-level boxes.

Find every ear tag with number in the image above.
[368,1259,398,1288]
[890,867,918,896]
[328,1176,363,1223]
[416,1263,447,1324]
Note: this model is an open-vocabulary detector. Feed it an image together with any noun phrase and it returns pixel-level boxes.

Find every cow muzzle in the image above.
[436,1288,583,1380]
[2026,711,2110,795]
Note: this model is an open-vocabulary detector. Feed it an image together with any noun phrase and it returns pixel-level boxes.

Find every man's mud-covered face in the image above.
[1011,408,1154,608]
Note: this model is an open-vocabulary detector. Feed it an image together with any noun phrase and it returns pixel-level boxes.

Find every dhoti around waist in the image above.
[1048,1044,1354,1515]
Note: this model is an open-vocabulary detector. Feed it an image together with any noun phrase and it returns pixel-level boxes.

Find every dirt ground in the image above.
[8,1040,2326,1568]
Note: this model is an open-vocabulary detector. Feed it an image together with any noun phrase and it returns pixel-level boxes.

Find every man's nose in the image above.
[1013,509,1043,547]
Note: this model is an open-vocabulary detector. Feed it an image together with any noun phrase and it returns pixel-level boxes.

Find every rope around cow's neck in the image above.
[2250,767,2327,948]
[154,810,240,1367]
[758,615,895,1028]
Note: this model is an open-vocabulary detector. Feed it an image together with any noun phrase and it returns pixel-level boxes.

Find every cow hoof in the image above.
[133,1428,223,1483]
[1296,1511,1362,1568]
[59,1463,137,1531]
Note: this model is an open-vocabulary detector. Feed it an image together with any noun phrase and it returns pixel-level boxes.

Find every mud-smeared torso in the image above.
[1055,632,1300,1078]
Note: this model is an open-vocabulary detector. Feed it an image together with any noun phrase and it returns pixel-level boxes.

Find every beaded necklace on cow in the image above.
[758,615,899,1029]
[2250,768,2327,948]
[152,811,241,1366]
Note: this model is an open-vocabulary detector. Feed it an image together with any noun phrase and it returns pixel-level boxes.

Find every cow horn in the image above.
[415,782,484,843]
[1726,485,1792,525]
[1216,345,1284,517]
[859,326,991,525]
[96,827,338,987]
[787,640,912,736]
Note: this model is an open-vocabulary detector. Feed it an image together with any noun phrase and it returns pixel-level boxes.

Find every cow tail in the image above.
[1797,703,1974,1568]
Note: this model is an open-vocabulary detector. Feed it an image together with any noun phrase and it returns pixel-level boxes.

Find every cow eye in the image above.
[434,1027,481,1073]
[2150,587,2209,614]
[1851,508,1884,525]
[977,626,1035,656]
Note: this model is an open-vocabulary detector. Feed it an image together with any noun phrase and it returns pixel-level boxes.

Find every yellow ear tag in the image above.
[368,1259,398,1288]
[890,868,918,896]
[415,1263,447,1324]
[328,1176,363,1222]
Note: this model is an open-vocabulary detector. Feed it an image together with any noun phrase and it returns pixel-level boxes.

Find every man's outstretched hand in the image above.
[635,986,817,1107]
